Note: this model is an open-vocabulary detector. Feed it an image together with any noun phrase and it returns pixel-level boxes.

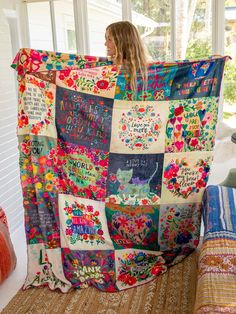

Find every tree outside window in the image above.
[224,0,236,126]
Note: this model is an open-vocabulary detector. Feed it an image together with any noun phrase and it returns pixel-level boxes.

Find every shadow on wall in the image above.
[0,4,23,235]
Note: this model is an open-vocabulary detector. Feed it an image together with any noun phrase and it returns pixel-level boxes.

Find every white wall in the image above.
[24,0,122,55]
[0,0,23,235]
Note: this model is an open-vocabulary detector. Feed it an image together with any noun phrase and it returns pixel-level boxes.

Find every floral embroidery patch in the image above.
[163,157,210,198]
[159,203,201,250]
[106,203,159,250]
[64,200,105,245]
[118,104,162,150]
[115,249,167,289]
[161,151,213,204]
[19,135,58,191]
[56,66,118,98]
[110,100,168,154]
[59,195,113,250]
[18,74,56,136]
[57,140,108,200]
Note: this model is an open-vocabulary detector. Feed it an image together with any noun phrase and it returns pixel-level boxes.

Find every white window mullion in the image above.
[16,1,30,48]
[170,0,176,61]
[49,0,57,51]
[73,0,89,54]
[212,0,225,55]
[212,0,225,124]
[121,0,132,21]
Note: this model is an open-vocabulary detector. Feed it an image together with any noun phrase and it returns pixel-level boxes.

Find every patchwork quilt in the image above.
[195,185,236,313]
[12,49,227,292]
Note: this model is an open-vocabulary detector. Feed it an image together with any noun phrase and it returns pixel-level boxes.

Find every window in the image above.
[54,0,76,53]
[67,29,76,52]
[23,0,236,126]
[224,0,236,127]
[131,0,171,61]
[87,0,122,56]
[176,0,212,60]
[27,1,53,51]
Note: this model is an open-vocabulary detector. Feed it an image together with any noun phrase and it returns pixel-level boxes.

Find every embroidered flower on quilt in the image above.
[64,200,105,245]
[163,157,211,198]
[118,104,162,151]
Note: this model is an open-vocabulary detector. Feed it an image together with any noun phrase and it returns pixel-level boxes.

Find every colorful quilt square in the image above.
[115,249,167,290]
[105,203,159,250]
[56,65,118,98]
[56,87,113,150]
[23,188,59,248]
[159,203,201,251]
[19,135,58,192]
[106,153,164,205]
[169,59,225,100]
[62,249,116,290]
[57,140,109,200]
[59,194,114,251]
[161,151,213,204]
[110,100,169,154]
[18,74,57,137]
[165,97,218,152]
[23,244,71,292]
[114,64,177,101]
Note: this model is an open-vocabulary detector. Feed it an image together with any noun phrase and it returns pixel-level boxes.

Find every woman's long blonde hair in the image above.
[106,21,148,95]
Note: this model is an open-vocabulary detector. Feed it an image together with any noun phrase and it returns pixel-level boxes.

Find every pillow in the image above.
[0,207,17,284]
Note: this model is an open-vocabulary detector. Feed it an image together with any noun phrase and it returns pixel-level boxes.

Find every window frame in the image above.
[19,0,228,120]
[20,0,225,56]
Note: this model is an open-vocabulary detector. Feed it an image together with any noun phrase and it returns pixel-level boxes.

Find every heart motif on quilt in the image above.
[176,124,182,131]
[111,213,153,244]
[174,141,184,150]
[170,117,176,125]
[163,157,211,199]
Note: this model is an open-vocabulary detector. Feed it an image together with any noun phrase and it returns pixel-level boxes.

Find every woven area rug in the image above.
[2,251,197,314]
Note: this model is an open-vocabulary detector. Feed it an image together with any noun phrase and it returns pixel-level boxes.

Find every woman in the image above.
[105,21,148,95]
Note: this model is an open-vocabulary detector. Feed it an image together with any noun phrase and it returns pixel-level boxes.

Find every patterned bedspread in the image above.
[195,185,236,313]
[12,49,227,292]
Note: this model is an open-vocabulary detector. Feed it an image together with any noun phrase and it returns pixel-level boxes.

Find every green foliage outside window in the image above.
[185,39,211,60]
[132,0,236,108]
[224,59,236,106]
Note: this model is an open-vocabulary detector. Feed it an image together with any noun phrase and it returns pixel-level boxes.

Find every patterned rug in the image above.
[2,251,197,314]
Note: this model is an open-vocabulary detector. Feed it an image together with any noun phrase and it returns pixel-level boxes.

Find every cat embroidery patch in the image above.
[106,153,164,205]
